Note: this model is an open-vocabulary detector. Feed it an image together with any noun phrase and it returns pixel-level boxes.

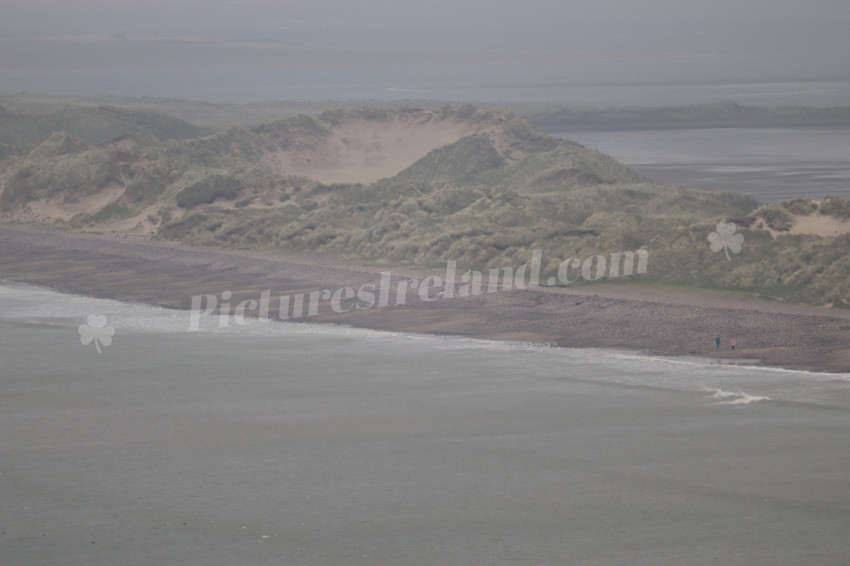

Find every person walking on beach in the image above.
[731,336,736,350]
[715,335,721,349]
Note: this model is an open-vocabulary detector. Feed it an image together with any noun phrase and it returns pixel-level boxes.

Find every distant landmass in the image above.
[0,99,848,308]
[6,91,850,131]
[526,100,850,131]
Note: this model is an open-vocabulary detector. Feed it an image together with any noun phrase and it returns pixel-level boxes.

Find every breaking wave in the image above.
[708,389,771,405]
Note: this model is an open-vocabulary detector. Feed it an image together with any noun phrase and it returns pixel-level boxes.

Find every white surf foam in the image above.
[708,388,771,405]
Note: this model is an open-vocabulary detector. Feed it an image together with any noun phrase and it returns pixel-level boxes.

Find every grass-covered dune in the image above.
[1,104,848,307]
[0,103,210,147]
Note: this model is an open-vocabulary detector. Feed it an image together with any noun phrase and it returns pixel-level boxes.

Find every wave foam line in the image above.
[708,388,771,405]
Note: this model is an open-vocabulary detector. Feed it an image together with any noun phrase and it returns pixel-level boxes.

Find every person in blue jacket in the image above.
[715,335,721,349]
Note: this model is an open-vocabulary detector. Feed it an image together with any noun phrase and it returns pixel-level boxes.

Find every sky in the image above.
[1,1,848,103]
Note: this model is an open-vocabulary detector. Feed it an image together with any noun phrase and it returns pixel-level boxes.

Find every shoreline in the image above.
[1,223,848,373]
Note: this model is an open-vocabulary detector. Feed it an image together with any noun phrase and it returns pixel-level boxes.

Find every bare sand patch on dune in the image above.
[787,212,850,237]
[758,210,850,238]
[262,112,504,185]
[13,185,125,223]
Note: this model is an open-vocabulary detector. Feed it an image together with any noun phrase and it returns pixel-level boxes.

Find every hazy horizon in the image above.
[1,1,849,104]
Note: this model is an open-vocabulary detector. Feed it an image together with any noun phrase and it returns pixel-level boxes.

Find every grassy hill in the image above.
[0,104,210,148]
[1,104,848,307]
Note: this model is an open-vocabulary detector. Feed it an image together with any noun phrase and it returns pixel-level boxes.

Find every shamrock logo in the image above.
[708,221,744,261]
[78,314,115,353]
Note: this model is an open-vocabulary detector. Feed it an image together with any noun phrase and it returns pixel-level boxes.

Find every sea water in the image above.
[2,282,850,565]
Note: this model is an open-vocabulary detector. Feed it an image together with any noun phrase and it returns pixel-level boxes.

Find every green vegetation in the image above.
[782,198,819,216]
[1,140,118,208]
[82,202,132,225]
[760,207,794,232]
[393,135,506,185]
[0,103,210,147]
[123,173,167,206]
[821,195,850,219]
[648,224,850,307]
[176,175,243,209]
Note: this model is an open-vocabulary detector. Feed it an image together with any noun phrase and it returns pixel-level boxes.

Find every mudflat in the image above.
[1,223,848,372]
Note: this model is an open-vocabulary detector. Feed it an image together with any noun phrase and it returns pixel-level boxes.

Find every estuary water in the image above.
[555,126,850,203]
[2,282,850,565]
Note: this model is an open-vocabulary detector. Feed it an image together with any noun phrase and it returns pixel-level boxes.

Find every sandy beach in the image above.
[1,223,848,373]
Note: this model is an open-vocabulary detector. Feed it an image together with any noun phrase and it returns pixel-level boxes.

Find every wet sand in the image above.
[1,223,848,373]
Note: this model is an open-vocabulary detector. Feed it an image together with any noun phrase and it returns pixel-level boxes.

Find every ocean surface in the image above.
[3,282,850,565]
[4,66,850,107]
[555,127,850,203]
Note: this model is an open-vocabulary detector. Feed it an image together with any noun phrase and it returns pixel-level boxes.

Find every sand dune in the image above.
[786,211,850,237]
[753,205,850,238]
[260,112,508,184]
